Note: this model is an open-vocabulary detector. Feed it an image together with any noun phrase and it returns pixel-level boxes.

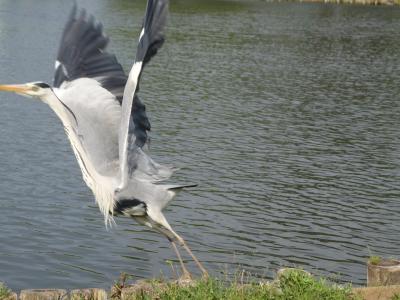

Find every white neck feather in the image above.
[42,89,115,226]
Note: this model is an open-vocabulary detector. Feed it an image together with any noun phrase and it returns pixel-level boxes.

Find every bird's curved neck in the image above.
[41,89,115,224]
[41,89,95,185]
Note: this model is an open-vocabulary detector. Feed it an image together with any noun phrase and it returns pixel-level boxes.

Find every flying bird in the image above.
[0,0,207,280]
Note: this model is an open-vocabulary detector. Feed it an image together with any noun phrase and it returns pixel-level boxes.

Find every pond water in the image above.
[0,0,399,290]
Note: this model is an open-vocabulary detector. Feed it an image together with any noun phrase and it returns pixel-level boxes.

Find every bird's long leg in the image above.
[170,241,192,280]
[143,212,208,278]
[169,230,208,278]
[135,216,193,281]
[159,226,208,278]
[179,238,209,278]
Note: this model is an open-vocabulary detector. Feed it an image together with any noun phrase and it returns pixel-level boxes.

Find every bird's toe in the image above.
[177,272,193,286]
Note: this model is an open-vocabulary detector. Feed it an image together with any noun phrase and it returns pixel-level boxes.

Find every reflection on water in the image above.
[0,0,399,290]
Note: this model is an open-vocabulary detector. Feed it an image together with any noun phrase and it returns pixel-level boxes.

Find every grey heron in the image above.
[0,0,208,280]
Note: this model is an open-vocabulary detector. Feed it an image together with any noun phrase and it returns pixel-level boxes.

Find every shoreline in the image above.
[2,268,400,300]
[269,0,400,5]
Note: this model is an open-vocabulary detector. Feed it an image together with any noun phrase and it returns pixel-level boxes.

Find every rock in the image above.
[120,280,166,300]
[70,288,107,300]
[259,280,282,295]
[276,267,312,280]
[353,285,400,300]
[119,278,197,300]
[20,289,68,300]
[368,259,400,286]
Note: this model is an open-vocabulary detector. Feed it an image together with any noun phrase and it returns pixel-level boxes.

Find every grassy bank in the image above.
[274,0,400,5]
[113,269,362,300]
[0,283,11,299]
[2,269,400,299]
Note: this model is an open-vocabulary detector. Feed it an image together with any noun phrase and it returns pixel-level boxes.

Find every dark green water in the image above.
[0,0,399,290]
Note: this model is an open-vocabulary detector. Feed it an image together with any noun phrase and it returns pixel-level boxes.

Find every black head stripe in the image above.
[34,82,51,88]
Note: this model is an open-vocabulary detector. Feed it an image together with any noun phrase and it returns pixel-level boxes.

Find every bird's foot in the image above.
[177,271,193,286]
[201,270,209,281]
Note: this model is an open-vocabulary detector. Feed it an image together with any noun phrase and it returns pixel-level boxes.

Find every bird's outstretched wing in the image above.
[52,4,155,174]
[118,0,171,188]
[54,4,152,150]
[53,4,127,101]
[52,5,132,180]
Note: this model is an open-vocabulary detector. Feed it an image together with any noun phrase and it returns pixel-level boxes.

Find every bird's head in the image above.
[0,82,52,99]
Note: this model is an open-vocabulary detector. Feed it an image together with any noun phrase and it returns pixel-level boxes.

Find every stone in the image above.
[20,289,68,300]
[120,286,140,300]
[120,280,172,300]
[70,288,107,300]
[276,267,312,280]
[259,279,282,295]
[368,259,400,286]
[353,285,400,300]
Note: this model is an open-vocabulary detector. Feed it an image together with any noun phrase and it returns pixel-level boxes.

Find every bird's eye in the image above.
[31,86,39,92]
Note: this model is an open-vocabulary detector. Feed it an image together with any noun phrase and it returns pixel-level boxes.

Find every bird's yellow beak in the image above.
[0,84,32,94]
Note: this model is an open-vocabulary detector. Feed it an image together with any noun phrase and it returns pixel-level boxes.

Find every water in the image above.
[0,0,399,290]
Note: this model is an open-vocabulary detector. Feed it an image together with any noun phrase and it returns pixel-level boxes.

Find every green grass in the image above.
[70,291,96,300]
[0,283,11,300]
[277,269,359,300]
[368,255,381,265]
[392,293,400,300]
[121,270,361,300]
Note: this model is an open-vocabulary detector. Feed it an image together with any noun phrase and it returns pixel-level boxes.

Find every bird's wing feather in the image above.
[119,0,171,188]
[54,4,152,150]
[53,4,127,102]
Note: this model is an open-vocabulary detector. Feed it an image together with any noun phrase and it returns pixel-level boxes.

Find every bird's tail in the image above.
[155,184,197,211]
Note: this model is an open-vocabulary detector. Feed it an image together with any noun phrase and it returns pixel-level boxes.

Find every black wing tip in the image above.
[68,4,106,38]
[135,0,168,64]
[54,2,122,87]
[70,1,78,19]
[144,0,169,33]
